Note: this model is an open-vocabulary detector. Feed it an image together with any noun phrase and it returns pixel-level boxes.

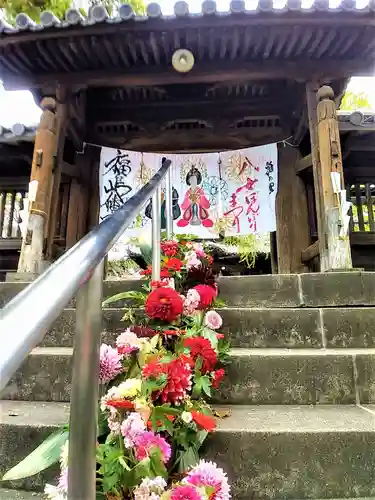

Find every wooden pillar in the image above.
[276,143,310,274]
[315,86,352,270]
[17,98,57,274]
[45,88,69,261]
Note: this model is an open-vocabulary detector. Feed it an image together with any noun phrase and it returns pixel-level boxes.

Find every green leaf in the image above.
[201,375,212,397]
[202,327,218,349]
[149,447,168,478]
[2,429,68,481]
[118,456,131,471]
[177,447,199,474]
[102,290,146,307]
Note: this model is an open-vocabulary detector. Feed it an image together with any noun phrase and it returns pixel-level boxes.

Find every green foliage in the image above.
[106,259,140,279]
[1,0,145,24]
[1,428,68,481]
[340,91,372,111]
[222,234,259,268]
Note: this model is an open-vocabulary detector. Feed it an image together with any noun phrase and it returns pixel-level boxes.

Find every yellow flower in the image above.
[117,379,142,398]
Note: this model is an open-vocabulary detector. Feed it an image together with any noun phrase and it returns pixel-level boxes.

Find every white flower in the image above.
[59,441,69,469]
[44,484,67,500]
[181,411,193,424]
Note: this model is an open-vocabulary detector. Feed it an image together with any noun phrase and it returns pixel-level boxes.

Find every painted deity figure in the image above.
[177,167,213,228]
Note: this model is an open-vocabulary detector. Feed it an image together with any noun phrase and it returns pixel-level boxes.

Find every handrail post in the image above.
[165,165,173,239]
[151,185,161,281]
[68,261,104,500]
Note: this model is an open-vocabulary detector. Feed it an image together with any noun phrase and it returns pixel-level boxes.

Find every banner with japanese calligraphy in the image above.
[99,144,277,254]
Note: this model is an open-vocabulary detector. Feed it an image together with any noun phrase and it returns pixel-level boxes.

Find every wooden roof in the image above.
[0,1,373,151]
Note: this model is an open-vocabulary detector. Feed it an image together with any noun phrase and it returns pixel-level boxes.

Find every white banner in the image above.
[99,145,278,257]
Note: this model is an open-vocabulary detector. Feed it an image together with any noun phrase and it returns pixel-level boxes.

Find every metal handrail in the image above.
[0,156,172,500]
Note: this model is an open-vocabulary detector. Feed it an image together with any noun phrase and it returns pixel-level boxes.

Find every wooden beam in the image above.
[306,82,325,268]
[276,144,310,273]
[45,87,69,261]
[296,154,312,174]
[17,97,57,274]
[61,160,81,179]
[91,108,284,128]
[2,59,373,91]
[350,232,375,246]
[90,127,286,153]
[65,179,81,249]
[315,85,352,270]
[301,240,320,263]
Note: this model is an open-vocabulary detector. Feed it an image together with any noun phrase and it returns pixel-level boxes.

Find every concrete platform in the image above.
[1,272,375,309]
[1,402,375,499]
[1,347,374,406]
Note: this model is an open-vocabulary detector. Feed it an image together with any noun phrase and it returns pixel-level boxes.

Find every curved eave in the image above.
[0,0,374,37]
[0,124,37,144]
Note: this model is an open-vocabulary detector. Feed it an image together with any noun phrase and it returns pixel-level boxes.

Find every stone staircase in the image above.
[1,272,375,499]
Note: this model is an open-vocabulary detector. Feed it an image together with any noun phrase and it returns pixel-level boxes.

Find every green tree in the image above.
[340,91,372,111]
[0,0,145,24]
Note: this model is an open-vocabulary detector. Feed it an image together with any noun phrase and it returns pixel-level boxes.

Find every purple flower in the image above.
[99,343,123,384]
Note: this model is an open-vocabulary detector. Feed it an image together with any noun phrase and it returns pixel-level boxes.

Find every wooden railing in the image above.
[0,178,28,250]
[347,182,375,245]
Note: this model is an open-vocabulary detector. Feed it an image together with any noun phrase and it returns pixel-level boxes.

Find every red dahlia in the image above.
[129,325,158,338]
[191,411,216,432]
[212,368,225,388]
[161,241,180,257]
[163,258,184,272]
[140,266,170,278]
[184,337,217,373]
[143,357,192,404]
[150,279,169,288]
[193,284,217,309]
[145,287,184,322]
[160,357,192,404]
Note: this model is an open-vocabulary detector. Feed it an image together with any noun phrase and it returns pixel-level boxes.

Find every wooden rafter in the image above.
[2,59,373,91]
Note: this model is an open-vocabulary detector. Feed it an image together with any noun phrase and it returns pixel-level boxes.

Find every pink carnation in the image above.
[116,328,145,354]
[185,251,202,270]
[183,289,201,315]
[204,310,223,330]
[99,343,123,384]
[192,243,206,257]
[184,460,231,500]
[135,431,171,464]
[171,485,202,500]
[120,412,146,448]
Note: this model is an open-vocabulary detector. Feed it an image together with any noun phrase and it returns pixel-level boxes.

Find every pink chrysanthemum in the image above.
[170,485,202,500]
[99,344,123,384]
[134,431,171,464]
[184,460,231,500]
[120,412,146,448]
[58,467,68,493]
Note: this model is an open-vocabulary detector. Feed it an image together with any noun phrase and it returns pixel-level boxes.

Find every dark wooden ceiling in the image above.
[0,1,374,152]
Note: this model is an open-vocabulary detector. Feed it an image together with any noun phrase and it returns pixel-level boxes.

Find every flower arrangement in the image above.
[4,237,231,500]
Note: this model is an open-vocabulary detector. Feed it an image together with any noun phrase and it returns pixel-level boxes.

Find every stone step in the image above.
[43,306,375,349]
[1,401,375,499]
[2,347,374,406]
[1,272,375,309]
[0,490,44,499]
